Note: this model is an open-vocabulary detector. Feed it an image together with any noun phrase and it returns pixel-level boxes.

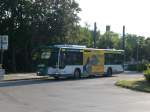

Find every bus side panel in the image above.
[104,65,124,74]
[104,50,124,74]
[47,65,83,77]
[83,50,104,76]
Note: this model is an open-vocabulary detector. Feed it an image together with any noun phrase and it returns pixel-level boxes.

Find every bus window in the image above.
[115,54,123,64]
[66,52,83,65]
[59,52,83,68]
[105,53,123,65]
[59,52,66,68]
[105,53,111,64]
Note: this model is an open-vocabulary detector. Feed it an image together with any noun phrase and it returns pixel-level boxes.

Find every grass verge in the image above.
[115,79,150,93]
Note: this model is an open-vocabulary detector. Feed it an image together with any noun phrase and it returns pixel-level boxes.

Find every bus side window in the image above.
[65,53,70,65]
[109,53,113,64]
[105,53,116,65]
[105,53,110,64]
[76,52,83,65]
[109,53,123,65]
[115,54,123,64]
[65,52,83,65]
[60,52,66,68]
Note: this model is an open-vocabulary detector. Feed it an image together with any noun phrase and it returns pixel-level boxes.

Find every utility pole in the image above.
[0,37,3,68]
[106,25,110,48]
[122,26,125,71]
[136,39,139,71]
[123,26,125,50]
[93,22,97,48]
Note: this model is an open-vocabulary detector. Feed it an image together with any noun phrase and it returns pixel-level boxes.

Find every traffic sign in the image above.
[0,35,8,50]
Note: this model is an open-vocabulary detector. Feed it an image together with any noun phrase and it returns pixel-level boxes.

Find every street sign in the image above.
[0,35,8,50]
[0,35,8,73]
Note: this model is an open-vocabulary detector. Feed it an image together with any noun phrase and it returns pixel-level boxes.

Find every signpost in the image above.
[0,35,8,79]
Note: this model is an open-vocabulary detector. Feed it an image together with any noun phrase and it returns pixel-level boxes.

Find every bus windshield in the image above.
[32,48,59,68]
[40,50,58,67]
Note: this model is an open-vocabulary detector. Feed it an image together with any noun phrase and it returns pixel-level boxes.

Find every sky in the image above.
[77,0,150,37]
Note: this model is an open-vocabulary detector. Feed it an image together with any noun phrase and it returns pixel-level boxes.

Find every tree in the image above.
[97,31,121,49]
[0,0,81,72]
[143,38,150,61]
[30,0,81,46]
[125,34,146,63]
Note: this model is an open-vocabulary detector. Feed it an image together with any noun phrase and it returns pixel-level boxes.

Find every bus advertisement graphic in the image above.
[83,50,104,76]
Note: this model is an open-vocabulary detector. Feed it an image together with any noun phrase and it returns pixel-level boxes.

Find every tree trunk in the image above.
[12,48,16,72]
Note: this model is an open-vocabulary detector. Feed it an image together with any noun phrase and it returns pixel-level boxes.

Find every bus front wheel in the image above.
[54,76,60,79]
[106,68,112,77]
[74,69,81,79]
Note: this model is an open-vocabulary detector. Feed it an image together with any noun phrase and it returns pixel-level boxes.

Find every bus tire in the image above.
[54,76,59,79]
[74,69,81,79]
[106,68,112,77]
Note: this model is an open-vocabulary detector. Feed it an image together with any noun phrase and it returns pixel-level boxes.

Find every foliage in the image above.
[1,0,150,73]
[0,0,81,72]
[116,79,150,93]
[126,64,137,71]
[127,63,147,72]
[67,25,93,47]
[137,64,147,72]
[125,34,138,61]
[125,34,147,63]
[144,70,150,82]
[97,31,121,49]
[144,66,150,82]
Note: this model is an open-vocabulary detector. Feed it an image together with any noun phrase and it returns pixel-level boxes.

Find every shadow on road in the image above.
[0,76,116,88]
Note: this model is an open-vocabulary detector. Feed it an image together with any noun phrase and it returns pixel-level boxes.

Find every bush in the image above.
[127,64,147,72]
[144,69,150,83]
[127,64,137,71]
[137,64,147,72]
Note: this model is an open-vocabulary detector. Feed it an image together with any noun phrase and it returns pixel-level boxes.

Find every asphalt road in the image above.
[0,72,150,112]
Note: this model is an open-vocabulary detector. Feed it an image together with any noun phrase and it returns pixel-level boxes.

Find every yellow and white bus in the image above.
[32,45,124,78]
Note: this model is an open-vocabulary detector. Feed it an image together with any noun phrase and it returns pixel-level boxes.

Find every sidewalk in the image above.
[2,73,48,81]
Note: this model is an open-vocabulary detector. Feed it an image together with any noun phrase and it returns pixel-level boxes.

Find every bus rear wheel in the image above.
[74,69,81,79]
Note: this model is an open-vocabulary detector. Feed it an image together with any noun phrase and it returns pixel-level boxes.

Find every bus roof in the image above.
[54,45,86,48]
[48,45,124,53]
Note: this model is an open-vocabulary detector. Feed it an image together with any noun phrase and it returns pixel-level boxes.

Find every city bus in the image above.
[32,45,124,78]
